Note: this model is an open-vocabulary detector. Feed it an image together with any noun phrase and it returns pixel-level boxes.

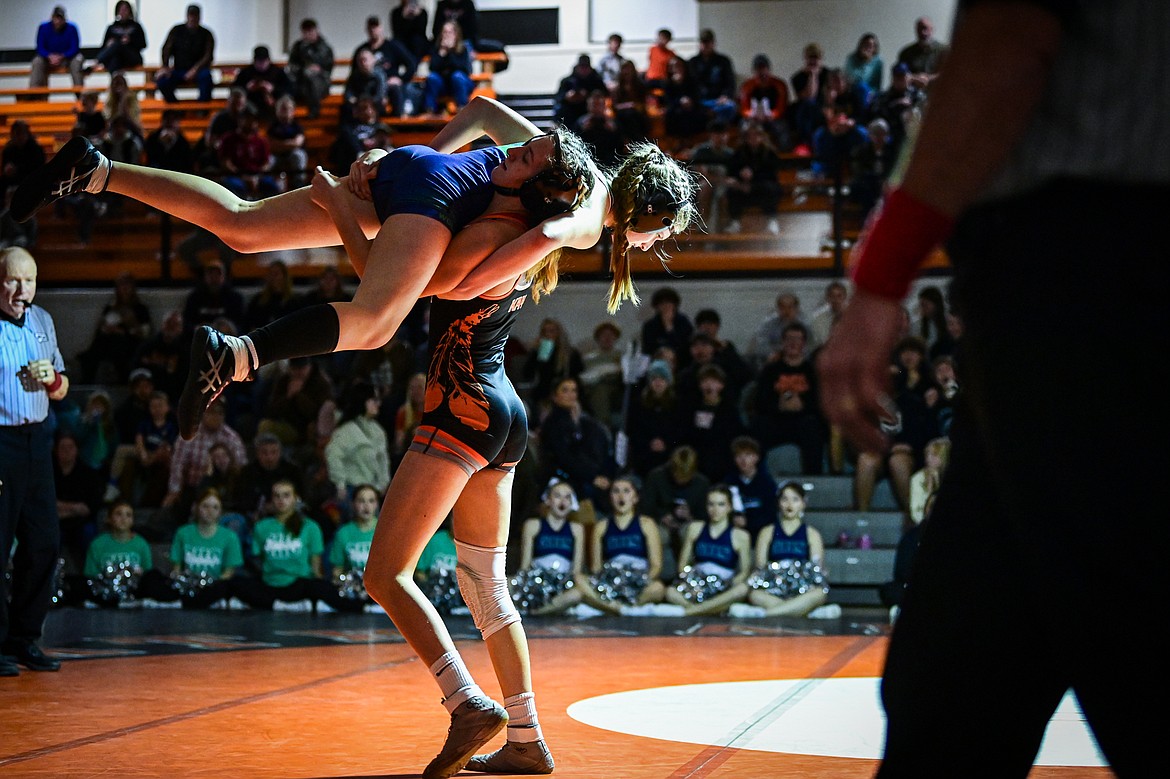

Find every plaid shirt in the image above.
[167,423,247,493]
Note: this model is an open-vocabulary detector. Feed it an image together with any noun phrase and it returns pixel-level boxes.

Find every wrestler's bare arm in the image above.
[429,95,542,153]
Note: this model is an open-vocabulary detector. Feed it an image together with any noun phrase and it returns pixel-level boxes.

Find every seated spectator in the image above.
[29,6,84,92]
[739,54,790,150]
[808,280,849,349]
[626,359,681,475]
[812,96,869,180]
[74,92,106,139]
[163,400,247,524]
[327,483,379,596]
[909,436,950,525]
[724,122,783,235]
[392,371,427,466]
[522,317,583,413]
[895,16,948,90]
[293,265,351,309]
[235,432,305,524]
[641,445,711,576]
[346,331,416,414]
[424,21,473,117]
[54,431,105,571]
[144,109,195,173]
[133,309,187,402]
[577,475,667,614]
[2,120,47,199]
[71,389,117,478]
[232,479,358,612]
[676,332,748,407]
[76,271,152,383]
[391,0,431,61]
[537,377,614,508]
[256,356,334,456]
[103,71,142,137]
[578,320,623,428]
[912,285,949,352]
[193,442,247,519]
[113,367,154,446]
[748,291,806,367]
[723,435,777,541]
[325,383,392,505]
[432,0,479,51]
[555,54,606,129]
[195,88,248,175]
[287,18,334,119]
[80,501,173,607]
[875,63,924,158]
[643,28,676,90]
[576,90,622,168]
[926,355,959,435]
[688,29,737,125]
[182,259,245,337]
[167,488,244,608]
[664,484,752,615]
[640,286,694,369]
[661,57,707,143]
[612,60,649,145]
[512,479,587,616]
[844,32,884,93]
[244,260,295,331]
[354,14,417,117]
[682,121,735,231]
[233,45,292,119]
[742,481,831,617]
[679,363,744,482]
[751,322,825,475]
[155,4,216,103]
[332,98,391,173]
[596,33,627,93]
[267,95,309,189]
[218,106,279,201]
[92,2,146,75]
[126,390,178,507]
[693,308,754,391]
[788,42,828,150]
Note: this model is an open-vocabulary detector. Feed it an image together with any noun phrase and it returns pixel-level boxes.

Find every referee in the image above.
[1,247,66,677]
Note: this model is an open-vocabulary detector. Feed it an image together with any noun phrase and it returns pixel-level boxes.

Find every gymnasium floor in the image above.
[1,608,1109,779]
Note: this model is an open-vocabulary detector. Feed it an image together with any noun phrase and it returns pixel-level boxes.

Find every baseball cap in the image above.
[253,45,271,62]
[52,6,66,18]
[128,368,153,384]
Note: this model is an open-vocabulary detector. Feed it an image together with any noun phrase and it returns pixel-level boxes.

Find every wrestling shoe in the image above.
[10,135,110,222]
[178,325,254,440]
[465,739,555,775]
[422,696,508,779]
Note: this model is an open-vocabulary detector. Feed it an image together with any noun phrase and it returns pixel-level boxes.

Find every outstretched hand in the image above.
[816,289,904,454]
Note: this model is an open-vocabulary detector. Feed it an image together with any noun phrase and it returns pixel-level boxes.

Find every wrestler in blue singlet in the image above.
[371,144,512,229]
[692,523,738,569]
[769,521,812,562]
[533,519,575,564]
[602,518,649,562]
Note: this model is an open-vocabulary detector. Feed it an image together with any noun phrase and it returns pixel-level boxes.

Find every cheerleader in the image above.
[745,481,830,616]
[664,484,753,616]
[511,478,586,616]
[579,475,667,615]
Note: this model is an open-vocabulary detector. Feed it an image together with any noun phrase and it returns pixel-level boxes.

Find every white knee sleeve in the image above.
[455,540,521,639]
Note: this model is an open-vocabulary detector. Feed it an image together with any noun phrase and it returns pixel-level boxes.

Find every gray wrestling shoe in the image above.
[422,696,509,779]
[466,739,555,774]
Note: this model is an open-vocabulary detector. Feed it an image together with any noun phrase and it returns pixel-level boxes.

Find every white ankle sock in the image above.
[503,691,542,743]
[430,652,483,713]
[84,155,111,194]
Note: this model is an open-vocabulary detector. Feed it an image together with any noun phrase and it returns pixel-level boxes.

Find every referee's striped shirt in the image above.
[976,0,1170,200]
[0,304,65,427]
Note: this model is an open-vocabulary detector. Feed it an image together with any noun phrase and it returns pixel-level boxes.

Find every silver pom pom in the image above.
[420,567,465,615]
[171,569,214,599]
[671,565,730,604]
[590,560,649,605]
[336,568,368,601]
[89,560,142,604]
[747,559,829,597]
[509,563,574,613]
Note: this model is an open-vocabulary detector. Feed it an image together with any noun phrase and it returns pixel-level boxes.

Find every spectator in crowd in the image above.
[642,444,711,574]
[133,309,186,402]
[392,1,431,61]
[844,32,884,93]
[850,117,896,218]
[332,97,392,175]
[875,62,924,158]
[103,72,143,138]
[808,280,848,349]
[683,121,735,230]
[182,259,245,336]
[294,265,350,310]
[235,432,303,523]
[91,1,147,76]
[155,4,216,103]
[257,356,334,457]
[724,435,777,541]
[789,42,829,148]
[424,21,473,117]
[679,363,743,482]
[537,377,613,507]
[76,271,151,384]
[577,320,623,428]
[611,60,650,145]
[640,286,694,369]
[80,501,169,607]
[325,383,392,504]
[74,92,106,139]
[819,67,873,125]
[576,90,622,168]
[693,308,753,391]
[128,390,177,508]
[432,0,479,50]
[895,16,948,89]
[195,88,248,176]
[328,483,380,606]
[925,355,959,435]
[578,475,667,614]
[266,95,308,189]
[663,483,752,615]
[643,28,676,90]
[355,15,417,118]
[113,367,154,445]
[218,105,279,201]
[194,441,246,519]
[661,57,707,143]
[908,436,949,525]
[52,126,102,245]
[392,371,426,466]
[724,122,783,235]
[29,5,84,92]
[144,109,194,173]
[749,291,805,366]
[233,45,292,119]
[53,431,104,572]
[244,260,295,331]
[812,96,869,180]
[596,33,627,93]
[522,317,583,413]
[163,400,247,522]
[627,359,682,476]
[1,121,46,197]
[688,29,737,125]
[752,322,825,475]
[912,285,949,352]
[555,54,606,129]
[287,18,334,119]
[168,487,245,608]
[739,54,791,150]
[96,115,143,213]
[70,389,117,477]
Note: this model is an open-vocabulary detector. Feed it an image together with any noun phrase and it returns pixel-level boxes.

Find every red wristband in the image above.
[45,372,63,394]
[850,188,954,301]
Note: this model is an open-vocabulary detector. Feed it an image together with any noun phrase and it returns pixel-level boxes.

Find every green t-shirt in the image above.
[84,533,153,578]
[252,515,324,587]
[416,529,457,576]
[329,521,377,573]
[170,523,244,580]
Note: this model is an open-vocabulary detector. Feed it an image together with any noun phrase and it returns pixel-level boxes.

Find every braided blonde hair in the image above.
[604,142,698,313]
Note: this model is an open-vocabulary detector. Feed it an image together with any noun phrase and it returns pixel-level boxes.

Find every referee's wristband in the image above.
[850,188,955,301]
[45,372,63,394]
